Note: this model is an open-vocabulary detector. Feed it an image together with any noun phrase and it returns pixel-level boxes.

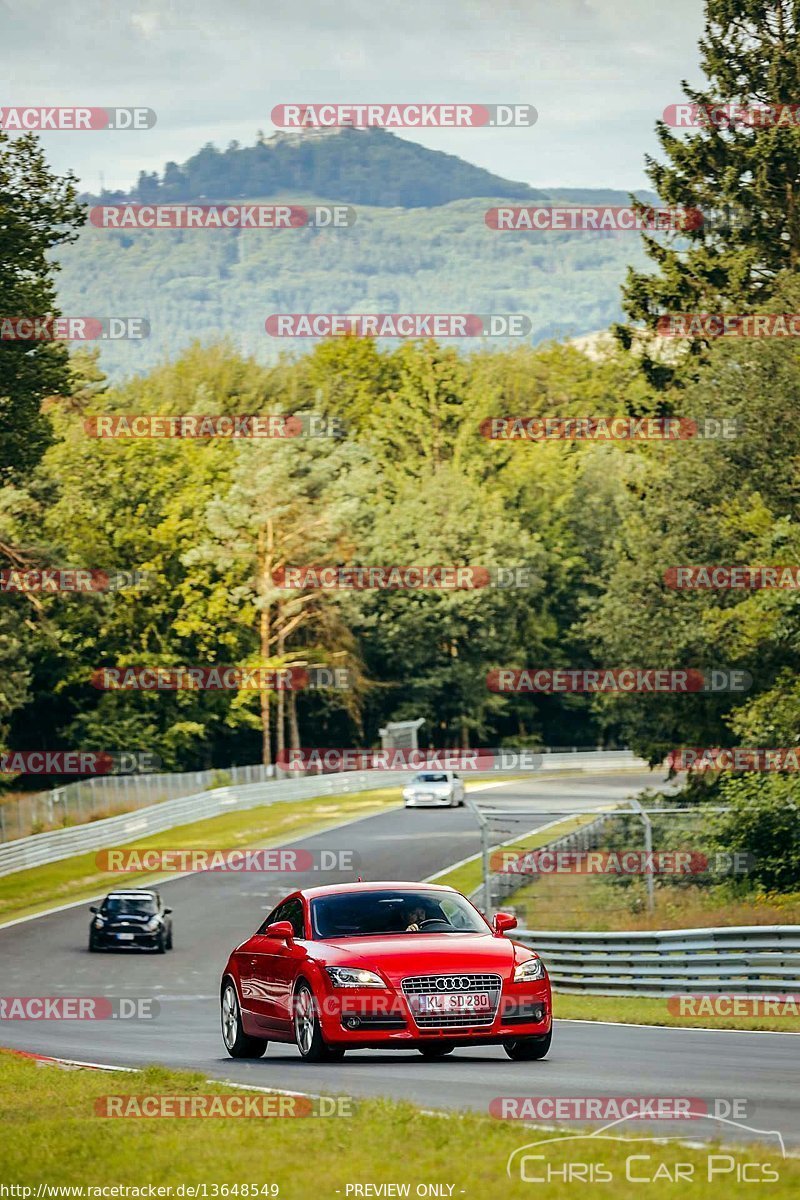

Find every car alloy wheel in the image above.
[221,980,268,1059]
[293,982,343,1062]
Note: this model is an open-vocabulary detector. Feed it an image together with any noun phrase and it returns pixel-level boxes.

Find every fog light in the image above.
[346,1016,361,1029]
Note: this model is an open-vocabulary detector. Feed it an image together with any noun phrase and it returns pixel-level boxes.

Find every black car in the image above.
[89,889,173,953]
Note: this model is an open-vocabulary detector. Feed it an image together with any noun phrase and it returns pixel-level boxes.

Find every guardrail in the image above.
[514,925,800,996]
[0,748,649,880]
[0,771,410,879]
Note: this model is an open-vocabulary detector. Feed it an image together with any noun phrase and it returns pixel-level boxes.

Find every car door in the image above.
[248,896,307,1035]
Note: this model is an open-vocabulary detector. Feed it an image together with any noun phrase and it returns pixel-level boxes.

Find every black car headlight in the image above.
[514,957,547,982]
[325,967,388,989]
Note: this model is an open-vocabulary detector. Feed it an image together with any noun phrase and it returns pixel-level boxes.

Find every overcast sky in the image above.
[1,0,707,193]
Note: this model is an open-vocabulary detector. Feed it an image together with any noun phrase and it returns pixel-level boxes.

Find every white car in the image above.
[403,770,465,808]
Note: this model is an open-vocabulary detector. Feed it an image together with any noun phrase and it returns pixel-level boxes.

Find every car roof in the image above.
[105,890,157,899]
[299,880,458,900]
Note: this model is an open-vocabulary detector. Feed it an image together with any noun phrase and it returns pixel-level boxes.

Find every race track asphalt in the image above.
[1,769,797,1149]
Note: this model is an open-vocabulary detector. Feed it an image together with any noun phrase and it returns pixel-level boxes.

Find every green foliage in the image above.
[621,0,800,379]
[0,131,85,482]
[712,773,800,893]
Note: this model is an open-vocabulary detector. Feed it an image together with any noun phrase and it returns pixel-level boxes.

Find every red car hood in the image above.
[315,932,522,982]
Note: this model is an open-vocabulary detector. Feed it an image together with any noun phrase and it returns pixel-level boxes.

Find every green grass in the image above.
[0,788,401,925]
[0,1051,795,1196]
[554,991,800,1033]
[430,811,606,895]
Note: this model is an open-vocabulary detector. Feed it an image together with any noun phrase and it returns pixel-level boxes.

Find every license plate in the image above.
[415,793,435,802]
[413,992,491,1014]
[116,933,134,941]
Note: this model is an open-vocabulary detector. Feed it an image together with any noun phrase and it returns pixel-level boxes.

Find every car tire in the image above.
[418,1042,455,1058]
[293,981,340,1062]
[221,980,268,1059]
[155,930,166,954]
[88,933,100,952]
[502,1030,552,1061]
[166,927,173,951]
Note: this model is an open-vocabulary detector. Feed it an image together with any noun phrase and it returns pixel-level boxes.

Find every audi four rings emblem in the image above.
[434,976,474,990]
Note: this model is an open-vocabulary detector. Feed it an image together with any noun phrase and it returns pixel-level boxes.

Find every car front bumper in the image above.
[404,793,456,806]
[317,980,551,1047]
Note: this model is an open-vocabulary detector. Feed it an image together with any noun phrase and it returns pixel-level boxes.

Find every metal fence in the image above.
[514,925,800,996]
[0,763,275,843]
[0,770,410,878]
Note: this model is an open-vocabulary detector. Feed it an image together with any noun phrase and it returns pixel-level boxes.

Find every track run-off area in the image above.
[1,770,797,1147]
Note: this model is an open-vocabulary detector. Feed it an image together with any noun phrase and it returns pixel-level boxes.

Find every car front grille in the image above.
[401,973,502,1028]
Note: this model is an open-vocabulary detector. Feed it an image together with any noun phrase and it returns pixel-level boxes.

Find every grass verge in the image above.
[554,991,800,1033]
[0,788,400,925]
[430,811,607,895]
[0,1050,795,1196]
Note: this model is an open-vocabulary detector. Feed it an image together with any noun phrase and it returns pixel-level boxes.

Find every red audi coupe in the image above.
[220,881,551,1062]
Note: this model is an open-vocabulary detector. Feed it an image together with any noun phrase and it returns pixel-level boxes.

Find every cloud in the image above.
[0,0,706,190]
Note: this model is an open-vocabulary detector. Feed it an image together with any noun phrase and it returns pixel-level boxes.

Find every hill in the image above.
[87,127,545,210]
[60,131,658,378]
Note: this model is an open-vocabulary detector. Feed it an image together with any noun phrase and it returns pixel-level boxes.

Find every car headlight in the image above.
[143,917,159,931]
[93,917,105,928]
[514,957,546,982]
[325,966,388,989]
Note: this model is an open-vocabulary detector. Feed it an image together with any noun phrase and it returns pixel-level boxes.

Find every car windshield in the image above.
[103,896,157,916]
[412,773,449,783]
[310,889,488,938]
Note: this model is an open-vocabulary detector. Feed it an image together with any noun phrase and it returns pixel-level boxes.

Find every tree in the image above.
[620,0,800,381]
[0,132,85,482]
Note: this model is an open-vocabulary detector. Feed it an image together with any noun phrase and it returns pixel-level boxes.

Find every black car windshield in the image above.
[412,773,449,783]
[310,890,488,939]
[103,896,157,915]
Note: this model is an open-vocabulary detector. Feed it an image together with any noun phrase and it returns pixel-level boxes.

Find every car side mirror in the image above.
[89,906,98,914]
[493,912,517,936]
[163,908,172,915]
[264,920,295,942]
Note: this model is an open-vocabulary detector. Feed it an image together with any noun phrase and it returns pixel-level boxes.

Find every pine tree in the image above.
[620,0,800,381]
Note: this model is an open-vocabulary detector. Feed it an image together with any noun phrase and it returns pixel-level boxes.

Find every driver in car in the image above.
[405,902,430,932]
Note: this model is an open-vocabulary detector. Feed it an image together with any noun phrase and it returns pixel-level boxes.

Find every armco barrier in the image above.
[0,771,410,878]
[0,749,647,878]
[514,925,800,996]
